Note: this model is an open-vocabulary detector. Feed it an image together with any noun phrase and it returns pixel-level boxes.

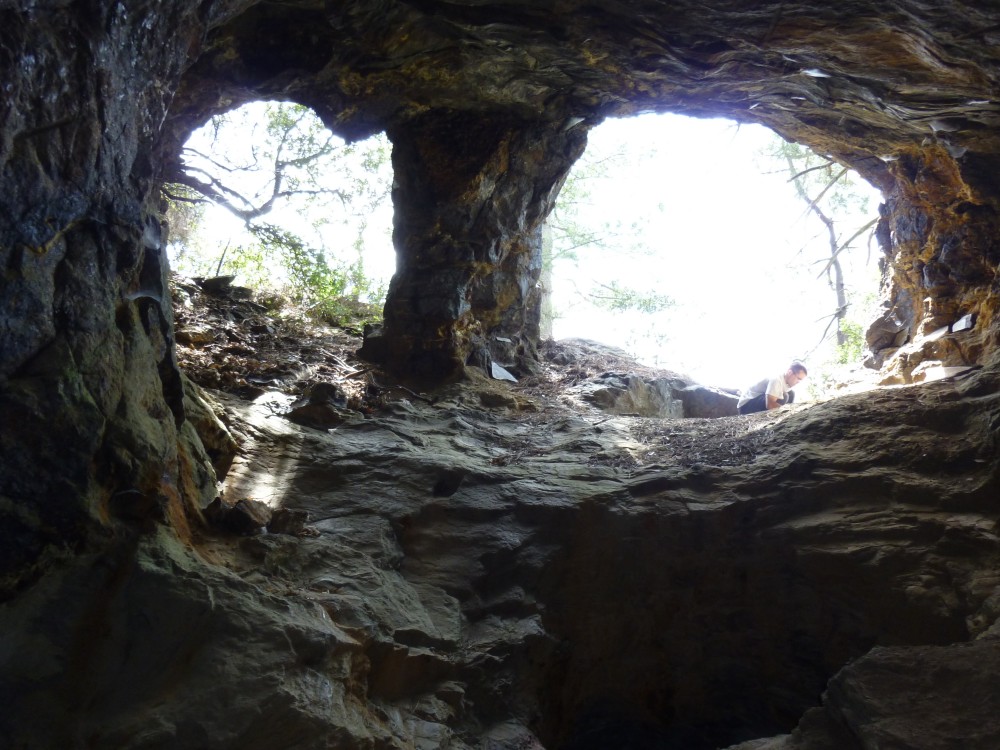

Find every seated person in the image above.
[737,362,808,415]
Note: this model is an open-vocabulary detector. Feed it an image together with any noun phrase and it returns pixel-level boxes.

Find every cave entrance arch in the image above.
[147,1,1000,389]
[544,112,884,392]
[4,2,1000,749]
[163,100,395,315]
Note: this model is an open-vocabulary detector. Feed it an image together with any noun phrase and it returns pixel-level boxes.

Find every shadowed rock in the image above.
[3,2,1000,749]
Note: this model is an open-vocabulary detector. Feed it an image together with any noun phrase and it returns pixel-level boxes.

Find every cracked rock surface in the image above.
[6,292,999,748]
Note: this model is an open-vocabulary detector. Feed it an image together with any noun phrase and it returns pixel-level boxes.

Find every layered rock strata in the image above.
[4,367,999,748]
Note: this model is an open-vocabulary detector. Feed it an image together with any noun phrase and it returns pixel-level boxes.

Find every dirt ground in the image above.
[173,277,797,469]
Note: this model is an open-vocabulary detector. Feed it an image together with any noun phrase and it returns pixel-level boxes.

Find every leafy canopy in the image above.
[163,101,393,326]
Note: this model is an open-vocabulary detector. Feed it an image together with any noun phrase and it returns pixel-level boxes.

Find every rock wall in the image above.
[0,0,226,593]
[866,148,1000,381]
[5,366,997,749]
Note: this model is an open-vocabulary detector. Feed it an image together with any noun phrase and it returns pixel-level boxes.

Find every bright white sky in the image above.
[547,113,882,389]
[179,108,883,392]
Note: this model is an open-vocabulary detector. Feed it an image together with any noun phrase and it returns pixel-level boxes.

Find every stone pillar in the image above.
[366,110,587,382]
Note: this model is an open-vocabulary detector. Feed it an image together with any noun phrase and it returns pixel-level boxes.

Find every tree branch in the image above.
[814,217,879,279]
[161,186,208,204]
[787,159,836,183]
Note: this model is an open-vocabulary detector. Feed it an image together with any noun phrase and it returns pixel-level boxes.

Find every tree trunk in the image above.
[540,220,555,340]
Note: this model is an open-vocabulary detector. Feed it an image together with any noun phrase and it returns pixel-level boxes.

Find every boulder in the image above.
[677,384,740,418]
[574,372,686,417]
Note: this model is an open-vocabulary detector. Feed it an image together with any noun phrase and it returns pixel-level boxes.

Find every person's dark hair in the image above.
[790,361,808,376]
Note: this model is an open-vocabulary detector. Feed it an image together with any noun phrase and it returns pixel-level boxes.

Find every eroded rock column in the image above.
[369,111,587,382]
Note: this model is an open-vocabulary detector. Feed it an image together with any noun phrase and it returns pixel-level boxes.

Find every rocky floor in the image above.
[173,276,803,472]
[164,277,1000,750]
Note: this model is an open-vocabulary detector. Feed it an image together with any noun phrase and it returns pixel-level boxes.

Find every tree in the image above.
[762,139,878,358]
[161,101,393,319]
[161,184,206,272]
[542,136,674,341]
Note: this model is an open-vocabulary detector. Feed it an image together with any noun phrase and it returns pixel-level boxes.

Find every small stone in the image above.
[205,496,272,534]
[678,384,739,418]
[175,328,215,346]
[308,382,348,406]
[267,507,311,536]
[286,402,353,429]
[197,275,236,293]
[480,390,518,409]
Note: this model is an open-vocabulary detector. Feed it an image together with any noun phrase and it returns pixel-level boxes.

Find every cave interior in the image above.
[2,1,1000,749]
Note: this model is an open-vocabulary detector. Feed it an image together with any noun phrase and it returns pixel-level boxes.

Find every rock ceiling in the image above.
[174,0,1000,159]
[161,0,1000,381]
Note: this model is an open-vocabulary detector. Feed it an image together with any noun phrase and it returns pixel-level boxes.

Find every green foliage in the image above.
[761,139,876,257]
[544,137,673,329]
[835,319,865,364]
[548,147,664,260]
[246,223,385,326]
[163,101,393,318]
[162,186,207,268]
[759,135,880,364]
[545,155,619,264]
[589,281,674,314]
[218,241,268,282]
[763,141,871,216]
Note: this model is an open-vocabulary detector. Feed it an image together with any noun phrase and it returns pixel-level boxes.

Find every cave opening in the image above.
[165,101,887,400]
[546,112,885,394]
[156,101,892,749]
[163,100,395,319]
[150,95,982,750]
[5,2,1000,748]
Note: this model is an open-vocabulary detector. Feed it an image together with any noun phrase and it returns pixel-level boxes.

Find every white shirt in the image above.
[737,373,793,409]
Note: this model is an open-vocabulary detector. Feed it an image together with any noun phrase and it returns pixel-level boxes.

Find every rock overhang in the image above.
[159,0,1000,383]
[175,2,1000,154]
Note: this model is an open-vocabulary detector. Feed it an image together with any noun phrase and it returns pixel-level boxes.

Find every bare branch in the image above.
[787,159,836,183]
[806,303,850,356]
[171,169,257,216]
[161,187,208,205]
[814,217,879,278]
[182,144,258,174]
[798,167,848,223]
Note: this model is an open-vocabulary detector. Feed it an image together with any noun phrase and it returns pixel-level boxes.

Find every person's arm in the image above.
[765,377,784,410]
